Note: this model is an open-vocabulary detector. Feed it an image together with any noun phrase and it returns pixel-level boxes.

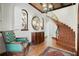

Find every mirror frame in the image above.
[31,16,44,30]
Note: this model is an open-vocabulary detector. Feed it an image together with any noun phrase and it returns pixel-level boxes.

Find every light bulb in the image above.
[48,4,53,9]
[42,3,47,8]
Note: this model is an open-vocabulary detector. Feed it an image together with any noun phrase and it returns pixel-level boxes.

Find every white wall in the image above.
[12,4,44,42]
[0,3,45,42]
[0,4,14,31]
[0,4,3,30]
[40,13,57,47]
[43,14,57,38]
[47,4,78,51]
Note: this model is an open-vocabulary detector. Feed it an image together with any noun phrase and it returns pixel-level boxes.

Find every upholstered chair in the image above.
[1,31,30,56]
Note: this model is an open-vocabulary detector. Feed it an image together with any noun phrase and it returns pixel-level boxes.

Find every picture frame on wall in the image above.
[21,9,28,31]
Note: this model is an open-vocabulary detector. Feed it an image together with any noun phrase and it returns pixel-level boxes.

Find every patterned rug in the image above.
[40,47,74,56]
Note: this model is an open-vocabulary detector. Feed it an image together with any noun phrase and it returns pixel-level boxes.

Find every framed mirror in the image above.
[21,9,28,31]
[32,16,44,30]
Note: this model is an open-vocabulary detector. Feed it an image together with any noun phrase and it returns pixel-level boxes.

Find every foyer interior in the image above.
[0,3,78,56]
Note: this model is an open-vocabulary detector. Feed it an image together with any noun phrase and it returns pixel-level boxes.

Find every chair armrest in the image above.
[16,38,29,43]
[11,41,23,44]
[6,41,23,45]
[22,42,30,48]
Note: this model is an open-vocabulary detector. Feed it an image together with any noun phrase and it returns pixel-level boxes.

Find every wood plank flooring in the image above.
[26,37,76,56]
[26,37,61,56]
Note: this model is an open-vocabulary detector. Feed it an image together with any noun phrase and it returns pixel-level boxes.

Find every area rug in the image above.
[40,47,75,56]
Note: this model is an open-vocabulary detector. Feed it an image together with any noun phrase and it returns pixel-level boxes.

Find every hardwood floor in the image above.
[26,37,62,56]
[26,37,76,56]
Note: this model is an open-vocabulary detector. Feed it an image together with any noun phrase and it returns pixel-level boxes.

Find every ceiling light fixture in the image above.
[42,3,53,13]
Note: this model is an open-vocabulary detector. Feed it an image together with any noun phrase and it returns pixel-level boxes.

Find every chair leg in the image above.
[23,48,27,56]
[24,43,30,56]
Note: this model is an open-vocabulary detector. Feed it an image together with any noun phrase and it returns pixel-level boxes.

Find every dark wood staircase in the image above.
[47,15,75,52]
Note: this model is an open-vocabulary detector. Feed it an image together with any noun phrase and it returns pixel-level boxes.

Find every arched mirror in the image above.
[32,16,44,30]
[21,9,28,31]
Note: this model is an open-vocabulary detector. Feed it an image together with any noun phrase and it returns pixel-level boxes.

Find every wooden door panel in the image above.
[31,32,44,45]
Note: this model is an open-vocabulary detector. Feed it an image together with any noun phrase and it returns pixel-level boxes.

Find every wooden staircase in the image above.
[47,15,75,52]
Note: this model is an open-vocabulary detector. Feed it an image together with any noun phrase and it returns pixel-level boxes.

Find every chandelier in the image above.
[42,3,54,13]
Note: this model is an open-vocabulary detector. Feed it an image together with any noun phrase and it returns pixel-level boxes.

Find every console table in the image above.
[31,32,44,45]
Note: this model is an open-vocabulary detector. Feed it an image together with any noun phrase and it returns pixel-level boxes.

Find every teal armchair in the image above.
[2,31,30,56]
